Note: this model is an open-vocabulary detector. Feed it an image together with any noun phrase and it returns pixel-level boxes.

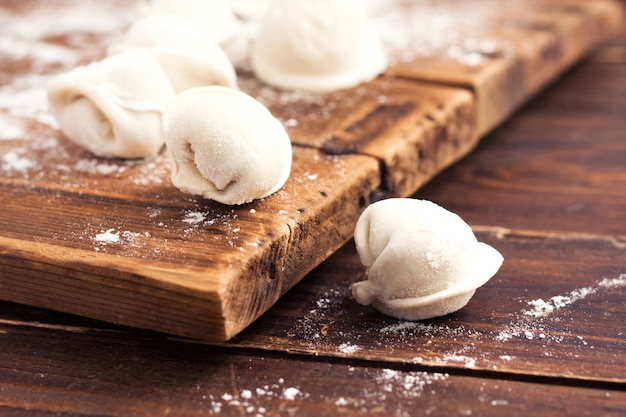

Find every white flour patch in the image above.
[0,74,56,127]
[363,0,516,65]
[523,274,626,318]
[92,228,150,251]
[183,211,207,224]
[74,158,128,176]
[1,150,37,173]
[281,387,303,401]
[0,2,135,41]
[374,369,449,399]
[338,342,362,354]
[204,377,308,416]
[94,228,120,244]
[0,116,26,140]
[443,354,476,369]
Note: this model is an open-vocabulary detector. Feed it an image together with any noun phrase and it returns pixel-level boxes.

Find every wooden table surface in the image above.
[2,8,626,417]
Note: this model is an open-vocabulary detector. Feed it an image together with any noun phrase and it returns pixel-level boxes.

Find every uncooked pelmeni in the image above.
[351,199,504,320]
[223,0,272,69]
[141,0,240,45]
[108,14,237,93]
[46,50,174,158]
[251,0,388,92]
[162,86,292,205]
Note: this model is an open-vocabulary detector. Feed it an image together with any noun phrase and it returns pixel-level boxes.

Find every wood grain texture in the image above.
[0,0,623,343]
[223,47,626,383]
[0,146,380,341]
[388,0,624,138]
[242,76,477,197]
[416,61,626,238]
[1,320,625,417]
[1,16,626,417]
[227,236,626,383]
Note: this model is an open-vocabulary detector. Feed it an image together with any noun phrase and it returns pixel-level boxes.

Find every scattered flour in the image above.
[94,228,120,244]
[205,378,308,416]
[523,274,626,318]
[442,354,476,369]
[374,368,449,399]
[1,150,37,172]
[74,158,128,175]
[183,211,208,225]
[0,116,26,140]
[281,387,302,401]
[338,342,362,354]
[363,0,515,65]
[288,270,625,376]
[92,228,149,251]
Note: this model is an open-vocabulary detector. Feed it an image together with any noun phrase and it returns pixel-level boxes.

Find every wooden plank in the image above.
[242,75,477,197]
[416,60,626,238]
[1,322,625,417]
[386,0,624,138]
[0,0,622,342]
[241,0,624,197]
[0,145,380,341]
[225,236,626,383]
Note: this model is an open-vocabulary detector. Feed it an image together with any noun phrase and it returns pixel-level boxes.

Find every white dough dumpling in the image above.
[108,14,237,93]
[351,199,504,320]
[162,86,292,205]
[228,0,273,21]
[140,0,240,45]
[46,50,174,158]
[251,0,388,92]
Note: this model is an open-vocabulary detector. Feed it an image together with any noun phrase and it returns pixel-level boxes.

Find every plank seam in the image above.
[472,225,626,248]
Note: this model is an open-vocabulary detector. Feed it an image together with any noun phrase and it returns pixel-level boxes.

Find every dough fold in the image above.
[109,14,237,93]
[46,51,175,158]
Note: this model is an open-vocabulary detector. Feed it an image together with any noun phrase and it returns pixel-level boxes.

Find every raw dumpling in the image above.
[351,198,504,320]
[140,0,240,46]
[108,14,237,93]
[46,51,174,158]
[223,1,272,69]
[251,0,387,92]
[162,86,292,205]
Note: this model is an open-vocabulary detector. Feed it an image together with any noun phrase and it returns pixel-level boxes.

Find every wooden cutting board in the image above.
[0,0,622,341]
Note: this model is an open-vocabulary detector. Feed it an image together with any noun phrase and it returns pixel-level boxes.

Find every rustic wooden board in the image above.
[0,144,380,341]
[241,76,477,197]
[0,0,623,342]
[387,0,624,139]
[1,320,625,417]
[417,61,626,238]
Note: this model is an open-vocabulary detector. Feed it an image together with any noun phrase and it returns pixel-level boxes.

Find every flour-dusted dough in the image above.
[141,0,240,45]
[108,14,237,93]
[162,86,292,205]
[351,199,503,320]
[251,0,388,92]
[228,0,273,21]
[223,0,271,68]
[46,51,174,158]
